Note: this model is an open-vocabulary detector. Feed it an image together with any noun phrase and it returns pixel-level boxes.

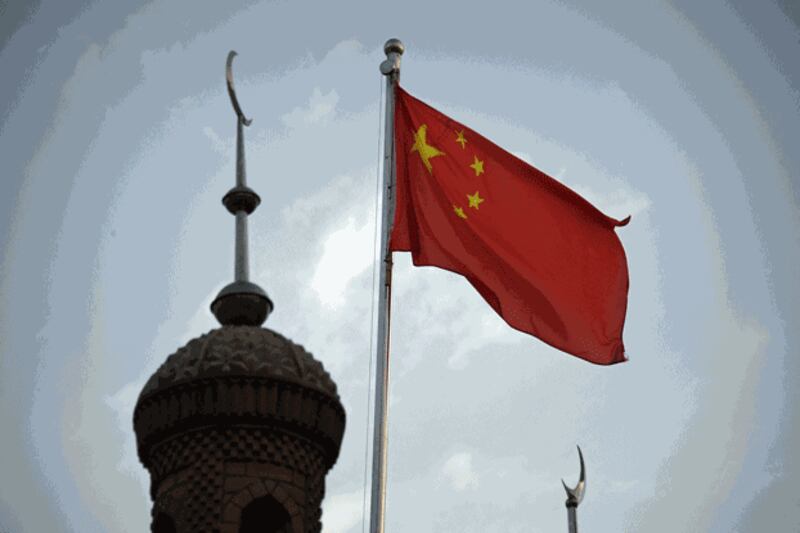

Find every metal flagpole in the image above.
[562,446,587,533]
[369,37,404,533]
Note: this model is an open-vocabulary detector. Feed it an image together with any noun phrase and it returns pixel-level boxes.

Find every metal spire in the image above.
[562,445,587,533]
[210,51,273,327]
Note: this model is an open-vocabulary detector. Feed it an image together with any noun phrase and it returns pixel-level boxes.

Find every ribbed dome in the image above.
[140,326,338,399]
[133,323,347,530]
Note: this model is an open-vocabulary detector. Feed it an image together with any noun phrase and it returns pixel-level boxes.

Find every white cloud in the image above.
[282,87,340,128]
[446,307,520,370]
[105,380,147,475]
[510,151,532,164]
[570,184,651,220]
[202,125,228,154]
[322,489,364,533]
[257,170,380,377]
[310,215,374,308]
[442,451,480,491]
[626,310,770,531]
[59,291,151,533]
[386,256,524,374]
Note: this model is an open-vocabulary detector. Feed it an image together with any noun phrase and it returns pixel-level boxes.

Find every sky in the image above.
[0,0,798,531]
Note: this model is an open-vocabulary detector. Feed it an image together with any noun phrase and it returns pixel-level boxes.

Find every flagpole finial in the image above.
[211,50,273,327]
[380,38,404,76]
[384,38,404,56]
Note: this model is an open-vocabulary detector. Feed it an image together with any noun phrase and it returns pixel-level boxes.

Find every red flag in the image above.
[389,87,630,365]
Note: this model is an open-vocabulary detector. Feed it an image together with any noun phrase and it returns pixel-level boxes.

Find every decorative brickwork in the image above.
[134,326,345,532]
[139,327,337,397]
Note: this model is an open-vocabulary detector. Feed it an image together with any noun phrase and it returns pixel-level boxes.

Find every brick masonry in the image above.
[134,326,345,532]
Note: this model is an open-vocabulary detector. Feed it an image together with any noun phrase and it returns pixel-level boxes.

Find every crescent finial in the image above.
[561,445,586,507]
[226,50,252,126]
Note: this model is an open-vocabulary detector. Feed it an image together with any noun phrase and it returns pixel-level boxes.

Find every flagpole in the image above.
[369,37,404,533]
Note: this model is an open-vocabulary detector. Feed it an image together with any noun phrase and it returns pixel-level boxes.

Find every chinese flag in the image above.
[390,87,630,365]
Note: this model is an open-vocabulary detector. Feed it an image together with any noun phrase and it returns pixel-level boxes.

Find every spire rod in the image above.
[210,51,272,327]
[227,51,252,282]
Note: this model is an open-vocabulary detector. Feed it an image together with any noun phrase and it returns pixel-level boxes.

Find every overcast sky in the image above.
[1,1,798,532]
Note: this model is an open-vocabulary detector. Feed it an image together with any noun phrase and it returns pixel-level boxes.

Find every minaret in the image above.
[133,52,346,533]
[562,446,586,533]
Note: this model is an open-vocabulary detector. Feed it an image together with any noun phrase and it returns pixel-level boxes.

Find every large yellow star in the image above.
[411,124,445,174]
[455,130,467,149]
[469,155,484,176]
[467,191,484,210]
[453,205,468,219]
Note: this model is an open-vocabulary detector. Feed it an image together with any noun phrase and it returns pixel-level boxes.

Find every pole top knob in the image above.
[384,38,405,56]
[380,38,405,76]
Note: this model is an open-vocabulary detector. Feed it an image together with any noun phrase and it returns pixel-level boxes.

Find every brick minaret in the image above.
[133,51,345,533]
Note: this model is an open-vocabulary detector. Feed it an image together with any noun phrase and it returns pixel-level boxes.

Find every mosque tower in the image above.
[133,52,346,533]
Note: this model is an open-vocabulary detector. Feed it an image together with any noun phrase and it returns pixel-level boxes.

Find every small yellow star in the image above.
[453,205,468,219]
[411,124,445,174]
[467,191,484,210]
[469,155,484,176]
[455,130,467,149]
